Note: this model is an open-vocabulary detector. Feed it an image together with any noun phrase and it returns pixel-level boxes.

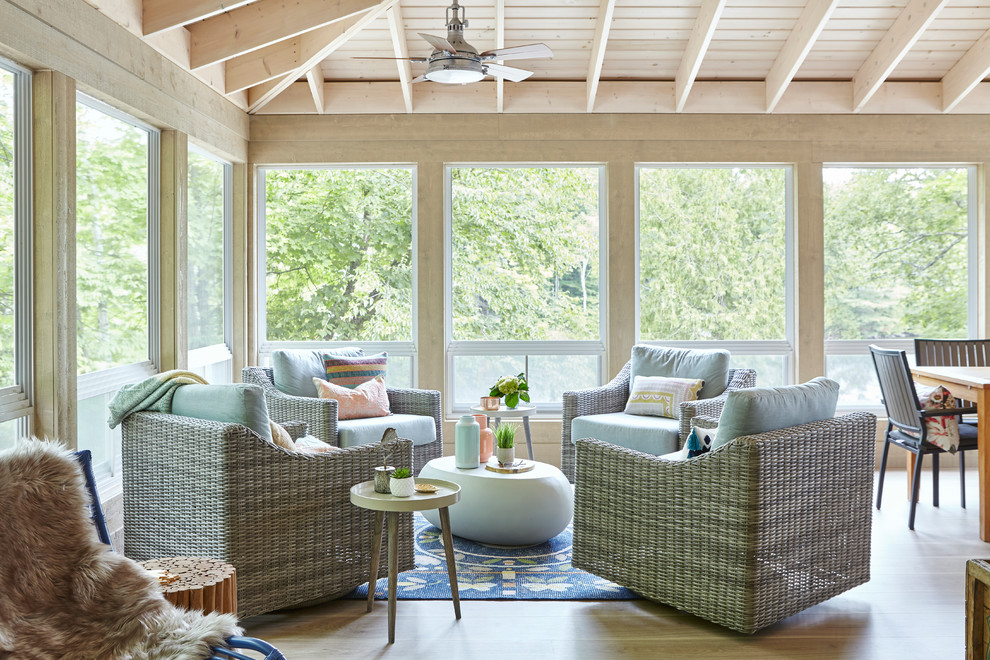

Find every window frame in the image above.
[634,163,796,385]
[255,164,419,383]
[444,163,608,417]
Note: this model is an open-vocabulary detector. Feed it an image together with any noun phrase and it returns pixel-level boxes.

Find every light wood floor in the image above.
[243,469,987,659]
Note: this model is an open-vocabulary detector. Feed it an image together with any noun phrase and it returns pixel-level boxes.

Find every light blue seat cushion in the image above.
[713,376,840,449]
[631,345,730,399]
[338,414,437,449]
[172,383,273,443]
[571,412,681,456]
[272,348,364,398]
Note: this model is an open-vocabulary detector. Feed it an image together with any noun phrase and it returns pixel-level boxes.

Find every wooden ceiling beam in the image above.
[942,28,990,113]
[495,0,504,113]
[188,0,380,69]
[305,64,325,113]
[674,0,726,113]
[586,0,617,113]
[386,5,413,114]
[143,0,256,36]
[765,0,838,113]
[247,0,398,113]
[224,15,364,94]
[851,0,948,112]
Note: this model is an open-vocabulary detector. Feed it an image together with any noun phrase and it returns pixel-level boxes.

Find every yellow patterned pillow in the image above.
[624,375,705,418]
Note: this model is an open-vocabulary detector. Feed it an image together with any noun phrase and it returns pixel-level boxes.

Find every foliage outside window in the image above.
[76,102,149,374]
[0,68,15,390]
[187,149,225,351]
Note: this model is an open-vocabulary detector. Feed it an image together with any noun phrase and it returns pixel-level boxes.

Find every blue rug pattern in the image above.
[349,513,638,600]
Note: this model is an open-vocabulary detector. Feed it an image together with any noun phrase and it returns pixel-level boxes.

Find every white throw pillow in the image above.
[624,375,705,418]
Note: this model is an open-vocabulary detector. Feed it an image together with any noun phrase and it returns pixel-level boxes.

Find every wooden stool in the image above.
[140,556,237,615]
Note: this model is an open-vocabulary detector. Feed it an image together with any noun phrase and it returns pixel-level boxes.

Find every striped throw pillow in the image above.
[624,375,704,418]
[321,352,387,388]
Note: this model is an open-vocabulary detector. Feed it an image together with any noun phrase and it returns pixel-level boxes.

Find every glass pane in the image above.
[450,167,601,341]
[264,168,414,342]
[0,418,18,451]
[453,355,526,407]
[187,151,225,350]
[386,355,412,389]
[826,353,913,408]
[77,391,113,467]
[638,167,787,341]
[76,103,149,373]
[824,167,969,340]
[0,69,15,388]
[527,355,598,404]
[730,355,786,388]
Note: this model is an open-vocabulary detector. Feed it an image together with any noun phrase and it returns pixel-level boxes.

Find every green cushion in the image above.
[272,348,363,398]
[172,383,273,443]
[571,412,681,456]
[713,377,840,449]
[630,345,730,399]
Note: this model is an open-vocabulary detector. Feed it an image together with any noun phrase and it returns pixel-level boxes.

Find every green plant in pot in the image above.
[389,466,415,498]
[494,423,516,466]
[489,373,530,409]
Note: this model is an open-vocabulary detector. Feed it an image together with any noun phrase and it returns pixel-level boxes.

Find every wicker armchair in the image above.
[561,363,756,482]
[121,411,415,619]
[572,411,876,634]
[242,366,442,474]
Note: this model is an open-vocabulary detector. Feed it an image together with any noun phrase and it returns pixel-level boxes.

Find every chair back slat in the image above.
[914,338,990,367]
[870,346,924,433]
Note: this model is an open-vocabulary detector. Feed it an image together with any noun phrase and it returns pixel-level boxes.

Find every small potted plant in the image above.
[375,428,398,493]
[489,373,530,409]
[494,423,516,466]
[389,467,415,498]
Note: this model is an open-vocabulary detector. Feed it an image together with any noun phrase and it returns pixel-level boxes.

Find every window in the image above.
[0,60,31,451]
[187,146,232,383]
[824,166,975,407]
[75,96,158,471]
[447,166,604,412]
[637,166,792,386]
[259,166,415,386]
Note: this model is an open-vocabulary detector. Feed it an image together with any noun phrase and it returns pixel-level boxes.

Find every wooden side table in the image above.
[469,404,536,459]
[139,556,237,615]
[350,478,461,644]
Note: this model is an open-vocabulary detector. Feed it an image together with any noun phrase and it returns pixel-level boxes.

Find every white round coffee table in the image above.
[469,404,535,459]
[418,455,573,546]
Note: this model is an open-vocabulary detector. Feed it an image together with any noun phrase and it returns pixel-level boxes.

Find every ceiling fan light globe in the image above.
[425,65,485,84]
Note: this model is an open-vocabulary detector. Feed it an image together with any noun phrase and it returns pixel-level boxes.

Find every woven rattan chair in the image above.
[561,363,756,482]
[121,411,415,619]
[572,411,876,634]
[870,345,978,529]
[243,366,442,474]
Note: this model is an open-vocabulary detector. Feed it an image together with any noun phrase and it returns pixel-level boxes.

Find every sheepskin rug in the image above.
[0,439,241,659]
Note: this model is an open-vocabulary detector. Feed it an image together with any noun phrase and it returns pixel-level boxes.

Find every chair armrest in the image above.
[387,387,443,454]
[690,414,719,430]
[676,368,757,441]
[561,361,631,483]
[920,407,978,417]
[243,366,341,446]
[280,420,308,439]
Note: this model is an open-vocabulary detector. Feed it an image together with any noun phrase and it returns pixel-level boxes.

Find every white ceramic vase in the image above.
[389,476,416,498]
[496,446,515,466]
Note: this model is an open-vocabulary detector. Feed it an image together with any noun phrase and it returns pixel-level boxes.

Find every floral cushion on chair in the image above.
[909,384,961,453]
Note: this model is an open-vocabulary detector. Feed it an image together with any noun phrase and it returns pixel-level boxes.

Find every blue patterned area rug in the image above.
[348,512,638,601]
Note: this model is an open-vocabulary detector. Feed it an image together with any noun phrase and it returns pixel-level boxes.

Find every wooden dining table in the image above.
[910,365,990,541]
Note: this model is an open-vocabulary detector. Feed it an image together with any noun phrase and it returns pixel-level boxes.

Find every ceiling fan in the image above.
[359,0,553,84]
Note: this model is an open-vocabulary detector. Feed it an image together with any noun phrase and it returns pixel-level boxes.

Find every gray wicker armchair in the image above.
[242,366,442,474]
[561,363,757,482]
[572,411,876,633]
[121,411,415,619]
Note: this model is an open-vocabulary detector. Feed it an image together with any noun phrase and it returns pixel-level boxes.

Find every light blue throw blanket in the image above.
[107,370,208,428]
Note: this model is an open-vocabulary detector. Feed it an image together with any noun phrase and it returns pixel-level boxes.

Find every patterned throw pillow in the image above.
[313,375,391,420]
[624,375,705,418]
[685,426,717,457]
[321,352,387,388]
[907,383,961,453]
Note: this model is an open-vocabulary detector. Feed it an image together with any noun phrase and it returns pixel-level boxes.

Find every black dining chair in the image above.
[870,345,979,529]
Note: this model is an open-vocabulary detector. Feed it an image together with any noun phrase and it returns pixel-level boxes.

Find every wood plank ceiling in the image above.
[90,0,990,114]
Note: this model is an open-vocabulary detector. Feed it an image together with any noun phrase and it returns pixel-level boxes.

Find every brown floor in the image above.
[243,469,985,659]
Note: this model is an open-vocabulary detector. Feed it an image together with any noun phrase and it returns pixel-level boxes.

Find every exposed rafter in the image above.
[305,64,325,113]
[386,5,413,114]
[675,0,726,113]
[586,0,617,113]
[851,0,948,112]
[942,28,990,113]
[765,0,838,113]
[495,0,505,113]
[143,0,256,36]
[188,0,380,69]
[246,0,399,114]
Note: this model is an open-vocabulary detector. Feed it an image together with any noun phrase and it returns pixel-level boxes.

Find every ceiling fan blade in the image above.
[484,63,533,82]
[480,43,553,61]
[351,56,428,63]
[419,33,457,54]
[411,75,429,83]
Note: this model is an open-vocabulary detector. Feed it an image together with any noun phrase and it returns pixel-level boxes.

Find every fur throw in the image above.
[0,440,241,659]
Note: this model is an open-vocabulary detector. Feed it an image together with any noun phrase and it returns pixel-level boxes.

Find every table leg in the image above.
[438,506,461,620]
[978,389,989,542]
[366,510,384,612]
[387,511,398,644]
[522,414,534,460]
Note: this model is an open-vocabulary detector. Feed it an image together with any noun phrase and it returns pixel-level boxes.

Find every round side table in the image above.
[350,478,461,644]
[139,556,237,615]
[469,404,536,459]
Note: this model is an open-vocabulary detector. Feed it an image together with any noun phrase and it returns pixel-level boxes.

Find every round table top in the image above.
[420,455,564,483]
[350,477,460,512]
[469,404,535,418]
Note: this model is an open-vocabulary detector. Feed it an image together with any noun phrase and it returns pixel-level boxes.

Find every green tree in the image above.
[0,69,15,387]
[187,151,225,350]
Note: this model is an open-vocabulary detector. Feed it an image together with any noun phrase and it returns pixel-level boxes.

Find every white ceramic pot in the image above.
[496,446,515,466]
[389,476,416,498]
